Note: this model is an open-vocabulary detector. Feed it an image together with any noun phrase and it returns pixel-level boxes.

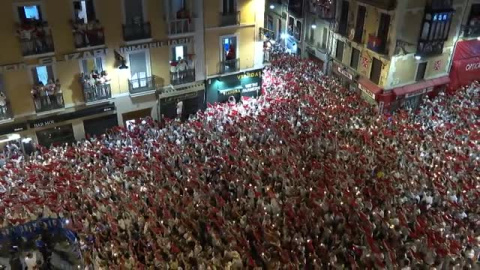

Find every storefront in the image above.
[0,123,32,155]
[393,76,450,110]
[29,102,116,146]
[159,90,205,120]
[449,39,480,92]
[357,78,383,105]
[206,68,263,105]
[122,108,152,127]
[332,61,357,91]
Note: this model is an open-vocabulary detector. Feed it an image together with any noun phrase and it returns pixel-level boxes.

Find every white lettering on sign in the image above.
[243,82,260,93]
[465,62,480,71]
[64,48,108,61]
[33,120,55,128]
[119,38,193,53]
[337,66,353,80]
[0,63,27,72]
[358,83,376,100]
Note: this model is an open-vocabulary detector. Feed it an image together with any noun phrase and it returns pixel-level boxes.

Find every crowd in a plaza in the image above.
[0,49,479,269]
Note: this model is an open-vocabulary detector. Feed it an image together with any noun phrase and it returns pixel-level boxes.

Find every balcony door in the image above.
[124,0,144,24]
[354,5,366,42]
[17,5,43,24]
[222,0,236,14]
[73,0,96,24]
[128,51,151,89]
[32,65,55,86]
[221,36,237,62]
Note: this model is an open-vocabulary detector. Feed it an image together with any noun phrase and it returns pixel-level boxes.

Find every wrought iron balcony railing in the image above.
[128,76,155,94]
[170,69,195,85]
[168,18,193,35]
[220,59,240,74]
[122,22,151,41]
[82,84,111,103]
[220,11,240,26]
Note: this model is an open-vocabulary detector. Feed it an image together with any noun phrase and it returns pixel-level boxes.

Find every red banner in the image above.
[453,39,480,61]
[450,56,480,90]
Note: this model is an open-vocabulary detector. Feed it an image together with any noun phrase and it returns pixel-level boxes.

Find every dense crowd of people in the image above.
[0,50,479,269]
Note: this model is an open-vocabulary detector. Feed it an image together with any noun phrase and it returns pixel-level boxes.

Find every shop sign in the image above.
[29,103,116,128]
[119,37,193,53]
[242,82,261,93]
[0,63,27,72]
[465,62,480,71]
[64,48,108,61]
[0,123,28,136]
[162,92,199,104]
[405,87,430,98]
[219,88,242,96]
[358,83,376,100]
[337,66,354,80]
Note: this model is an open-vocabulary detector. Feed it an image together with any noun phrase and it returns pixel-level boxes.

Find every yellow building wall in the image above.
[205,27,256,76]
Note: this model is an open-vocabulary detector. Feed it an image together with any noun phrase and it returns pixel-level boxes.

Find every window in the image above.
[17,5,43,24]
[416,62,427,81]
[267,15,274,32]
[32,65,54,86]
[223,0,236,14]
[376,13,391,53]
[222,36,237,61]
[336,40,344,61]
[370,57,382,84]
[322,27,328,48]
[466,4,480,37]
[338,0,349,36]
[124,0,144,24]
[128,51,151,88]
[417,1,453,56]
[278,18,282,39]
[354,5,366,42]
[171,45,186,62]
[80,57,103,74]
[350,48,360,69]
[73,0,96,24]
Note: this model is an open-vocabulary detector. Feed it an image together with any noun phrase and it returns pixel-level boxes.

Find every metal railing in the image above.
[220,11,240,26]
[220,59,240,74]
[72,27,105,48]
[128,76,155,94]
[19,35,55,56]
[168,19,193,35]
[33,94,64,113]
[122,22,151,41]
[82,84,112,103]
[170,69,195,85]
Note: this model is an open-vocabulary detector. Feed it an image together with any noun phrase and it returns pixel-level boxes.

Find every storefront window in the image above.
[36,124,76,147]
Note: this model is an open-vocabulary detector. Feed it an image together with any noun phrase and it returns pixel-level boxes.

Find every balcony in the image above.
[220,11,240,26]
[168,19,193,35]
[356,0,396,10]
[288,27,301,40]
[82,84,112,103]
[128,76,155,94]
[72,22,105,48]
[31,86,65,113]
[220,59,240,74]
[463,24,480,38]
[367,34,387,54]
[17,22,55,57]
[122,22,151,41]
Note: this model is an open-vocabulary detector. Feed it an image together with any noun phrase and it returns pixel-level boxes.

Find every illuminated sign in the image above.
[358,83,376,100]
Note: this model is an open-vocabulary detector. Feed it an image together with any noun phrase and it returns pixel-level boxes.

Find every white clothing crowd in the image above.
[0,51,479,269]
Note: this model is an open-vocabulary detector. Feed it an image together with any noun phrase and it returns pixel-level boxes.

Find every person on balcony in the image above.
[177,57,188,81]
[45,79,56,107]
[17,20,35,55]
[31,83,42,110]
[0,92,8,117]
[55,79,63,106]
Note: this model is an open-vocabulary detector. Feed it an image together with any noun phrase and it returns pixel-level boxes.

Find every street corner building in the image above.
[301,0,477,113]
[0,0,266,147]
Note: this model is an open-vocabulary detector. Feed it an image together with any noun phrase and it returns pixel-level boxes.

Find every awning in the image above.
[358,77,383,95]
[393,76,450,97]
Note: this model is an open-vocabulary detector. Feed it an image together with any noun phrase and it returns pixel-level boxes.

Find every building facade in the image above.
[0,0,265,147]
[303,0,336,73]
[449,0,480,91]
[328,0,466,112]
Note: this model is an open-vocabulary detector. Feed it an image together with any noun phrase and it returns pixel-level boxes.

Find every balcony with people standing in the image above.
[123,20,151,41]
[30,80,64,113]
[16,20,55,57]
[0,93,13,121]
[80,70,112,103]
[167,7,194,35]
[170,57,195,85]
[71,20,105,49]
